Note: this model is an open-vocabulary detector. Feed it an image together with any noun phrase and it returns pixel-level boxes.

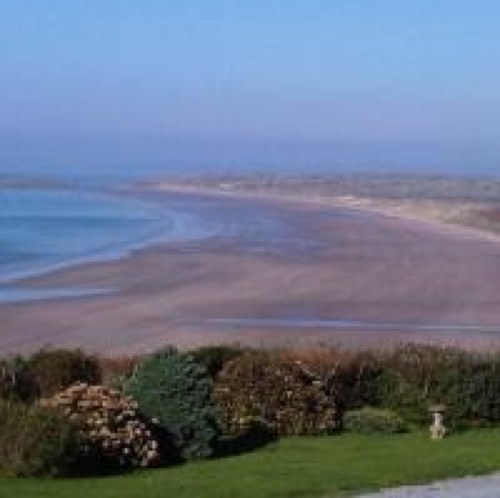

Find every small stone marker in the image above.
[429,404,446,439]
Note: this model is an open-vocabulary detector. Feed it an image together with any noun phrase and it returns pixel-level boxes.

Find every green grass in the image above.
[2,430,500,498]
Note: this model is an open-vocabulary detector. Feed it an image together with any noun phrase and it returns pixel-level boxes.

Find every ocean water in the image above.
[0,183,331,303]
[0,186,306,303]
[0,187,210,286]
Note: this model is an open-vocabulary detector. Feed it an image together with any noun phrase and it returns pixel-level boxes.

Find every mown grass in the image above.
[2,430,500,498]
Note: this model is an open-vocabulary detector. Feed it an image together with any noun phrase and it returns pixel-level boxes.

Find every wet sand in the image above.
[2,190,500,355]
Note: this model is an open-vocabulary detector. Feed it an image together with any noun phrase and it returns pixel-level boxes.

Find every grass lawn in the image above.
[2,430,500,498]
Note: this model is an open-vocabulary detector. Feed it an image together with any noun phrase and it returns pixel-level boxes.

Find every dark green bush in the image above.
[0,357,33,401]
[374,344,500,428]
[343,407,406,434]
[0,400,79,477]
[214,351,338,436]
[216,418,278,457]
[459,356,500,424]
[123,347,219,460]
[26,348,102,399]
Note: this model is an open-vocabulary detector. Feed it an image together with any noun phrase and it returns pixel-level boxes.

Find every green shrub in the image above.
[377,344,457,423]
[214,351,338,436]
[450,353,500,425]
[123,347,219,460]
[0,400,79,477]
[26,348,102,399]
[343,407,406,434]
[190,345,246,379]
[369,344,500,428]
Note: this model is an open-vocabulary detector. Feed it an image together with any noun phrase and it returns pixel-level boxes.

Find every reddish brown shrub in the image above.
[214,351,338,436]
[26,349,101,399]
[99,356,139,388]
[284,348,382,412]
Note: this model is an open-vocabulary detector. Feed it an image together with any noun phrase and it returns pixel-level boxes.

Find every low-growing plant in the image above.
[343,407,407,434]
[214,351,338,436]
[0,399,79,477]
[123,347,219,460]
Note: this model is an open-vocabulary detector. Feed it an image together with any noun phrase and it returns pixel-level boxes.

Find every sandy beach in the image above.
[2,186,500,356]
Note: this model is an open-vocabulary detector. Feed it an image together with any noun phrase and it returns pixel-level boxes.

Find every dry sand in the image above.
[2,188,500,356]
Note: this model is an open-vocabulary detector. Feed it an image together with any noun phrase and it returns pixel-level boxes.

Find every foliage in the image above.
[214,344,500,431]
[0,357,33,401]
[99,356,139,389]
[343,407,406,434]
[375,344,500,427]
[214,351,338,436]
[42,383,163,472]
[123,347,219,460]
[0,399,79,477]
[26,349,102,399]
[216,418,278,457]
[375,344,459,424]
[190,345,246,379]
[456,354,500,424]
[283,348,383,413]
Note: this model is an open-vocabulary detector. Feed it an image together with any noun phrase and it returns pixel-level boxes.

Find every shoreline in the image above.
[0,186,217,290]
[143,181,500,246]
[4,178,500,291]
[2,182,500,355]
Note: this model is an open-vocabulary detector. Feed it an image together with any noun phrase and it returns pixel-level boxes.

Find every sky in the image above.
[1,1,500,177]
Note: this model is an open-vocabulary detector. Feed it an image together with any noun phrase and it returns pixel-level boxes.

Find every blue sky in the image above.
[1,1,500,175]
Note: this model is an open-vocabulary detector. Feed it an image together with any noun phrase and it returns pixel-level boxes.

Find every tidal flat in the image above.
[2,175,500,355]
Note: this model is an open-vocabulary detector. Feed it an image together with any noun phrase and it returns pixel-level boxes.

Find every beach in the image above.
[2,185,500,356]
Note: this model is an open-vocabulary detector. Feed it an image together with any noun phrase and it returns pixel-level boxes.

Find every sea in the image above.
[0,183,307,303]
[1,146,499,304]
[0,186,218,300]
